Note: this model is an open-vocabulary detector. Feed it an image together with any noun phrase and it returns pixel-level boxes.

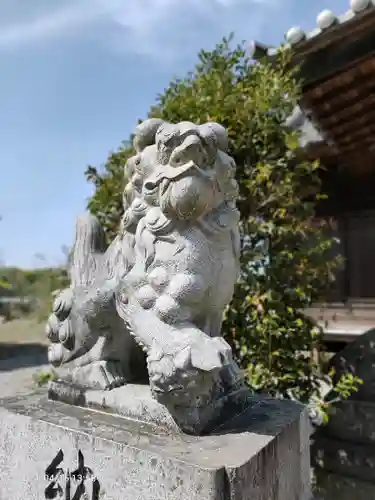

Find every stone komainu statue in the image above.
[46,118,245,434]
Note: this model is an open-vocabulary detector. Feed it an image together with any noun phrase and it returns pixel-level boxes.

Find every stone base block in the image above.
[0,391,311,500]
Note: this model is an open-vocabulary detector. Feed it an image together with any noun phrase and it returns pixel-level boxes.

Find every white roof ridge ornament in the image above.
[284,105,325,147]
[249,0,375,58]
[285,0,374,47]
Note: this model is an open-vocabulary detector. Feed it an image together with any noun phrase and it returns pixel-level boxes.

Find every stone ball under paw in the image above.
[135,284,158,310]
[154,295,181,323]
[147,267,169,291]
[166,273,206,303]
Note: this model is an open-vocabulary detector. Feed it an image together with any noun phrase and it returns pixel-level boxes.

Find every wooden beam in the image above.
[307,94,375,127]
[304,79,375,117]
[334,125,375,145]
[336,136,374,155]
[327,108,375,140]
[338,129,375,147]
[303,59,375,102]
[297,29,375,85]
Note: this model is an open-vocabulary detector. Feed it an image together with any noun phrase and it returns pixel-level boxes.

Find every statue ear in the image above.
[133,118,167,153]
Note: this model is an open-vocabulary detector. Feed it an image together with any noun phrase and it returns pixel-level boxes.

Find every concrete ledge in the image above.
[0,391,310,500]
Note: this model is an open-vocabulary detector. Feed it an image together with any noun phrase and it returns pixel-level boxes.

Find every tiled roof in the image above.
[249,0,375,58]
[285,0,375,46]
[250,0,375,158]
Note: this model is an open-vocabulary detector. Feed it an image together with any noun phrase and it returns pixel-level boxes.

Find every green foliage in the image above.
[0,267,68,296]
[86,35,361,408]
[33,369,57,387]
[0,266,69,321]
[0,280,11,290]
[150,35,349,403]
[85,141,135,242]
[306,371,363,426]
[32,268,69,322]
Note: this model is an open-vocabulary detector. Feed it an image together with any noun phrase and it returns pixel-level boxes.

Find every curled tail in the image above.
[70,214,108,288]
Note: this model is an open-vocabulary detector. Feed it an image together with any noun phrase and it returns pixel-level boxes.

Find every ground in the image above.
[0,318,49,396]
[0,318,47,346]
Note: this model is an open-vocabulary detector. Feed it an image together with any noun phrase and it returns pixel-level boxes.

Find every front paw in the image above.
[88,360,127,390]
[52,288,74,321]
[46,314,75,350]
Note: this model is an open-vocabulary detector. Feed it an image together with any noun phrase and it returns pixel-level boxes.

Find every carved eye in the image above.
[144,181,157,192]
[171,157,182,166]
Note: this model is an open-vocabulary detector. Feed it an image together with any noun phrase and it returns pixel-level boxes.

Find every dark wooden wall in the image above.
[318,166,375,301]
[330,211,375,300]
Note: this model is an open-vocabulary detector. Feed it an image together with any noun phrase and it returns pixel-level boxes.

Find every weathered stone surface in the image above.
[0,392,311,500]
[47,381,182,432]
[328,327,375,401]
[47,379,311,437]
[312,327,375,489]
[321,399,375,444]
[312,434,375,484]
[45,119,247,434]
[313,470,375,500]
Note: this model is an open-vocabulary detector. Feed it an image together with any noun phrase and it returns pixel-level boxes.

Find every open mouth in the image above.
[152,383,184,396]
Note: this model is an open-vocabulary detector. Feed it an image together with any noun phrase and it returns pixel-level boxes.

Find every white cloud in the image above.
[0,0,283,59]
[0,2,92,48]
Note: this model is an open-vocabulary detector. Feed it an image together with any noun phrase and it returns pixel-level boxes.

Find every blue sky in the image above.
[0,0,350,268]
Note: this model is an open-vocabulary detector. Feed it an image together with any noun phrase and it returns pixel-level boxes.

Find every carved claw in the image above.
[45,313,60,343]
[90,360,127,390]
[57,318,75,350]
[52,288,74,321]
[46,313,75,350]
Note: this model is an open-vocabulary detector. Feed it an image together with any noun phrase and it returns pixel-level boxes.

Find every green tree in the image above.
[85,141,135,243]
[86,35,360,411]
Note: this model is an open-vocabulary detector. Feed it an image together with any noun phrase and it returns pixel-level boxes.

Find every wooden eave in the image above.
[251,2,375,171]
[292,4,375,170]
[292,6,375,84]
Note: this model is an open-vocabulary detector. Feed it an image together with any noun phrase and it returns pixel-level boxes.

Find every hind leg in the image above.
[47,313,135,390]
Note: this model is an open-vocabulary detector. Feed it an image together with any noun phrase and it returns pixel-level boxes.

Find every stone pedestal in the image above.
[0,389,311,500]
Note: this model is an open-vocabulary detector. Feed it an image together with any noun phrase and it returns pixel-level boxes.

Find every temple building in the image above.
[251,0,375,344]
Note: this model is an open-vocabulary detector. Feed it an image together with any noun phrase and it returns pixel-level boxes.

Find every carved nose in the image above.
[169,136,205,167]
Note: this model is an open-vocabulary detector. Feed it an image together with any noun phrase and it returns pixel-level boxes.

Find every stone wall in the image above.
[312,327,375,498]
